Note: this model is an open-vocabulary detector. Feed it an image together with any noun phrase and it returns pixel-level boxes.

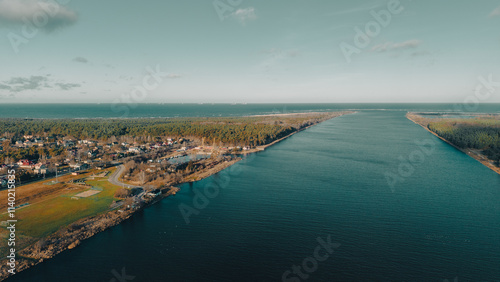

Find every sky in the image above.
[0,0,500,103]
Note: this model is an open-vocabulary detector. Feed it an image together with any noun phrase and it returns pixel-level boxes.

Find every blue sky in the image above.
[1,0,500,103]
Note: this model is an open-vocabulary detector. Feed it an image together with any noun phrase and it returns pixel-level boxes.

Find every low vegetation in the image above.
[409,113,500,166]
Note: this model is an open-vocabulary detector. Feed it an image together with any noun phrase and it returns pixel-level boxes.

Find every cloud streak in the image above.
[371,40,421,52]
[489,5,500,17]
[1,75,81,92]
[2,75,49,92]
[73,57,88,63]
[166,74,182,79]
[0,0,78,31]
[55,82,81,90]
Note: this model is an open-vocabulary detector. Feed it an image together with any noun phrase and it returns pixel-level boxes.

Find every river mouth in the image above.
[8,110,500,282]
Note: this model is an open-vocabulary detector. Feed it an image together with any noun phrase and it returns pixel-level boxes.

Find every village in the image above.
[0,132,249,279]
[0,134,253,189]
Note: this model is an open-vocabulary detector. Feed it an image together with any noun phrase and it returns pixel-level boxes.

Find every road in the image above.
[108,165,141,189]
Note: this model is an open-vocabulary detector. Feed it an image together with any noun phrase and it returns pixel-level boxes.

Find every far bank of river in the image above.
[406,112,500,175]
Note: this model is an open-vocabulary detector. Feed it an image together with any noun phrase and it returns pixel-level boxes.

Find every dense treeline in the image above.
[0,114,338,147]
[428,119,500,165]
[0,145,64,163]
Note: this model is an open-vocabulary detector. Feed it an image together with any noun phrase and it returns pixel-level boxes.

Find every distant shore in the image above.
[244,111,355,154]
[406,112,500,175]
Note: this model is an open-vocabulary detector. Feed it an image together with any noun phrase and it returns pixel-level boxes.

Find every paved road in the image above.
[108,165,141,188]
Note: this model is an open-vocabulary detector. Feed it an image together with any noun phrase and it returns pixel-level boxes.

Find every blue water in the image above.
[6,108,500,281]
[0,103,498,118]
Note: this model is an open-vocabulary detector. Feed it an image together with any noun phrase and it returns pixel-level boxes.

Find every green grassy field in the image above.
[0,169,121,255]
[14,179,119,238]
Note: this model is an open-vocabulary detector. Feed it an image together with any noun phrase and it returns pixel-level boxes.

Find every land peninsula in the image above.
[0,111,352,280]
[407,112,500,175]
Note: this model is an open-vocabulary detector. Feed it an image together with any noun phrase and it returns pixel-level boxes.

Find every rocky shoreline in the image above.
[0,185,179,280]
[0,157,244,281]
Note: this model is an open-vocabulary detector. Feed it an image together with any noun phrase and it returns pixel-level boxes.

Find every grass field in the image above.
[0,168,121,255]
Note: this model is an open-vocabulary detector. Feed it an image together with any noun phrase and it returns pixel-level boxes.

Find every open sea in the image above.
[4,104,500,281]
[0,103,499,118]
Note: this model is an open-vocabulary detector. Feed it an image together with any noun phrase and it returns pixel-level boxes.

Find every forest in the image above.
[428,118,500,165]
[0,113,340,147]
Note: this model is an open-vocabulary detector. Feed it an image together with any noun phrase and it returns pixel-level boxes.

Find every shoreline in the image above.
[0,159,240,281]
[406,113,500,175]
[0,111,353,280]
[243,111,355,154]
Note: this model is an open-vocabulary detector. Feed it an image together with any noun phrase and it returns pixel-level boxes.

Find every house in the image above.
[24,140,33,147]
[0,178,7,188]
[15,141,24,147]
[70,163,89,170]
[128,147,143,154]
[63,140,75,147]
[34,164,47,174]
[17,160,35,169]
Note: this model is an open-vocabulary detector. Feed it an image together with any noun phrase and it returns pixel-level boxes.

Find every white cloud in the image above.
[489,5,500,17]
[231,7,257,24]
[0,0,78,31]
[371,40,421,52]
